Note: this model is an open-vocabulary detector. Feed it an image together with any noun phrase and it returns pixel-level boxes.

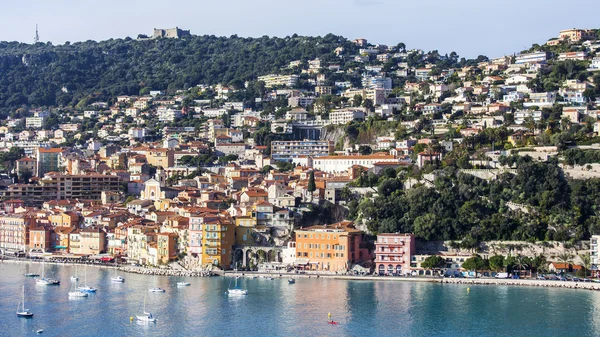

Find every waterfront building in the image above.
[79,226,107,255]
[374,233,415,276]
[592,235,600,276]
[0,214,36,253]
[201,215,235,269]
[294,221,371,272]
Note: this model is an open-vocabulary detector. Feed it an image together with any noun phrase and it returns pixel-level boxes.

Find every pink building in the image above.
[375,233,415,276]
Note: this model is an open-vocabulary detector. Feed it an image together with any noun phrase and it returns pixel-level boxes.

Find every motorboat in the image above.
[16,285,34,318]
[288,278,296,284]
[177,282,191,287]
[148,287,165,293]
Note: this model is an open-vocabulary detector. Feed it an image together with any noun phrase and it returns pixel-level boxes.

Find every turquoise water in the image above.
[1,262,600,336]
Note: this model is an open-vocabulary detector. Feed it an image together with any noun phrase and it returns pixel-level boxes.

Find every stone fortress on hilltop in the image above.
[152,27,191,39]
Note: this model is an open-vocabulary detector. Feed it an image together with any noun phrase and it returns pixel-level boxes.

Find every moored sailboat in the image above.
[16,285,34,318]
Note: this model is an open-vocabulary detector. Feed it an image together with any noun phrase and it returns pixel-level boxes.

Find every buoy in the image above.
[467,287,470,293]
[130,316,133,322]
[328,312,331,319]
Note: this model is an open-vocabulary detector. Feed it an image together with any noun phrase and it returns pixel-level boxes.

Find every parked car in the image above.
[495,272,510,279]
[536,275,546,280]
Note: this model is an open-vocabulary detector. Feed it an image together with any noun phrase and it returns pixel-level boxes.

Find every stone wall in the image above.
[416,240,589,259]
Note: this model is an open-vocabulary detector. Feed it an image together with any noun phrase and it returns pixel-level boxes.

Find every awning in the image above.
[295,258,309,265]
[54,246,67,249]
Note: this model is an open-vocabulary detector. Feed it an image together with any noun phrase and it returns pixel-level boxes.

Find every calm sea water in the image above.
[1,262,600,337]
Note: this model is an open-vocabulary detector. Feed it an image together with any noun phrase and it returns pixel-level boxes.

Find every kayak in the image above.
[327,321,339,325]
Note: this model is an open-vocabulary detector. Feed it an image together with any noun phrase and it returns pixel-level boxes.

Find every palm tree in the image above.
[513,254,529,277]
[578,253,591,278]
[557,252,573,275]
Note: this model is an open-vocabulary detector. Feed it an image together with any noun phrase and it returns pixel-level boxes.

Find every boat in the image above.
[111,262,125,282]
[78,266,97,292]
[267,277,274,280]
[36,263,60,286]
[148,287,165,293]
[227,277,248,296]
[16,285,34,318]
[288,278,296,284]
[36,329,44,334]
[70,265,79,282]
[68,279,88,298]
[327,321,339,325]
[177,282,190,287]
[136,293,157,323]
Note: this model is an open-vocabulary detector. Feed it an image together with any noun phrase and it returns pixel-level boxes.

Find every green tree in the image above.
[488,255,505,272]
[307,171,316,192]
[421,255,446,270]
[578,253,591,278]
[557,252,573,275]
[462,255,488,276]
[358,145,373,155]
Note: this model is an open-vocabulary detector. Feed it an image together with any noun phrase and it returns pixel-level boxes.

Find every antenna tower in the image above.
[34,24,39,44]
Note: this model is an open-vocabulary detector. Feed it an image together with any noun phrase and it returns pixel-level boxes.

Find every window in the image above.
[309,252,313,257]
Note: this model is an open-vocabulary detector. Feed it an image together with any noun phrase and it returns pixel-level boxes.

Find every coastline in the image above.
[5,257,599,291]
[1,258,213,277]
[222,270,600,291]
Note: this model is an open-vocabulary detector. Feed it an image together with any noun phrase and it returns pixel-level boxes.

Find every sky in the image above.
[1,0,600,58]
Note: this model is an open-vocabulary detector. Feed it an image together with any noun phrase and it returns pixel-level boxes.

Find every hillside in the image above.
[0,34,359,114]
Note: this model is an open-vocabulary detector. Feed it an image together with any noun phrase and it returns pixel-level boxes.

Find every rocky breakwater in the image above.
[119,266,212,277]
[442,277,600,291]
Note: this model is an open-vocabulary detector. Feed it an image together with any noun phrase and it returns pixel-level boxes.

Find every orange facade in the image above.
[295,221,370,272]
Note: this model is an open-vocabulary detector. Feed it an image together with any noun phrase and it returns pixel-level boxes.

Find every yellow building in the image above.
[201,216,235,269]
[48,211,80,228]
[235,216,257,246]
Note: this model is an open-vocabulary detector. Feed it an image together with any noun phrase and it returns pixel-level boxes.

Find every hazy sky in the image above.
[2,0,599,58]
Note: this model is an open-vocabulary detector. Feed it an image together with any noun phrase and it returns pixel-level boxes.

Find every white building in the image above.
[524,92,556,108]
[329,109,366,125]
[257,74,299,88]
[514,110,543,124]
[592,235,600,273]
[157,108,182,122]
[313,153,398,173]
[515,52,547,64]
[128,128,146,139]
[25,117,45,129]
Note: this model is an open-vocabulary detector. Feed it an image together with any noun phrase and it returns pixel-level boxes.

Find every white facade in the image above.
[25,117,45,129]
[257,74,299,88]
[157,108,182,122]
[515,52,547,64]
[313,154,398,173]
[329,109,366,125]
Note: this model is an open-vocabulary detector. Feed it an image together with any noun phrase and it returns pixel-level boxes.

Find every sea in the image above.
[1,262,600,337]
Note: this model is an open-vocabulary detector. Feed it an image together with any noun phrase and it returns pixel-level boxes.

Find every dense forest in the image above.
[0,34,360,114]
[347,156,600,245]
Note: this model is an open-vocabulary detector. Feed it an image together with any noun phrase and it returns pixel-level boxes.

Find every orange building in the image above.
[30,226,52,252]
[295,221,371,272]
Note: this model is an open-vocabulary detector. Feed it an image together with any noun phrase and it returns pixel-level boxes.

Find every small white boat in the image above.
[137,293,157,322]
[267,277,274,280]
[227,288,248,296]
[36,329,44,334]
[68,291,88,298]
[111,263,124,282]
[78,266,96,292]
[288,278,296,284]
[78,285,97,293]
[111,276,125,283]
[71,265,79,282]
[136,312,157,323]
[227,277,248,296]
[16,285,34,318]
[177,282,190,287]
[148,287,165,293]
[69,279,88,298]
[36,263,60,286]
